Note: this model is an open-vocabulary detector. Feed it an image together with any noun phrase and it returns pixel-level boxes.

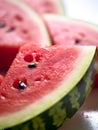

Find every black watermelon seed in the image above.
[28,62,37,69]
[75,39,81,44]
[18,81,27,90]
[0,22,6,28]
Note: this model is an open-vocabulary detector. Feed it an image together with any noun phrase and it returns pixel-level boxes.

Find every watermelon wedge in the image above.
[43,14,98,46]
[0,0,51,73]
[21,0,65,15]
[0,44,96,130]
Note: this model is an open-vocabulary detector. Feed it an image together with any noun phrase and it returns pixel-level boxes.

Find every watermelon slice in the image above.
[0,44,96,130]
[43,14,98,46]
[21,0,65,15]
[0,0,51,73]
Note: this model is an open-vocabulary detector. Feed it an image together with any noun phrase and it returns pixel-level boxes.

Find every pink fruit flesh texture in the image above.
[0,45,79,116]
[0,0,44,45]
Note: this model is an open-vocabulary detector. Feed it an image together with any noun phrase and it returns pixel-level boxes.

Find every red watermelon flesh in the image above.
[0,44,90,115]
[43,15,98,46]
[22,0,64,14]
[0,0,50,73]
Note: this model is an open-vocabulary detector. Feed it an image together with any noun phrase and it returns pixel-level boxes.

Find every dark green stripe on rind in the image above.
[6,60,96,130]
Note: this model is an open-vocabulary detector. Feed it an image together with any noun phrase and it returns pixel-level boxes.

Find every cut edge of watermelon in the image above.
[6,0,51,46]
[0,46,96,129]
[43,14,98,31]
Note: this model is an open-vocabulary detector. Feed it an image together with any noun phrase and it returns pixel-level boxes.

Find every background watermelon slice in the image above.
[0,44,96,130]
[21,0,65,15]
[43,14,98,46]
[0,0,51,73]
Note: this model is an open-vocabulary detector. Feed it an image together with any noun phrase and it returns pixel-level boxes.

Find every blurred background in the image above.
[63,0,98,25]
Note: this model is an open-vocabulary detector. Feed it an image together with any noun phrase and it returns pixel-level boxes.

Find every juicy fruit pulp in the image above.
[0,0,50,72]
[22,0,65,14]
[0,45,96,129]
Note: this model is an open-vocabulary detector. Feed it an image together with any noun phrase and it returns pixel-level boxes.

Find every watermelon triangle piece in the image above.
[0,45,96,129]
[43,14,98,46]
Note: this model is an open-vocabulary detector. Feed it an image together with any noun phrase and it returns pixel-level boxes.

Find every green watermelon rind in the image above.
[0,46,96,129]
[6,0,51,46]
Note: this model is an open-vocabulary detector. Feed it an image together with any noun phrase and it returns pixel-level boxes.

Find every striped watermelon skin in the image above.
[6,57,96,130]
